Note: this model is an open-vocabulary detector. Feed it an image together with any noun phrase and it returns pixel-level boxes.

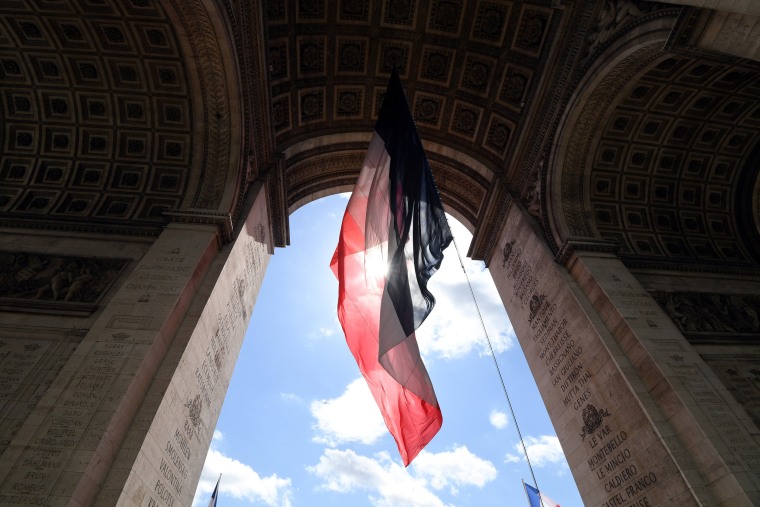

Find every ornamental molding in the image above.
[171,0,233,211]
[559,43,663,239]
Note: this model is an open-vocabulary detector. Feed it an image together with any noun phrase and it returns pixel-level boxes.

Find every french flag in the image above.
[330,68,453,465]
[524,482,561,507]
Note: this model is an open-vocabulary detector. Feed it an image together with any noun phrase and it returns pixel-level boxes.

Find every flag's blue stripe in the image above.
[376,68,453,338]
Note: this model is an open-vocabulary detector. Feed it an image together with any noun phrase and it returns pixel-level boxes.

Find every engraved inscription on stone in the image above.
[704,357,760,430]
[589,421,658,507]
[193,237,267,408]
[667,360,760,472]
[0,337,75,457]
[146,227,271,507]
[499,235,665,506]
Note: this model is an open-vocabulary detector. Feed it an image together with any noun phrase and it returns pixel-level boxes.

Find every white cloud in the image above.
[280,392,303,403]
[412,446,498,493]
[308,326,337,339]
[504,435,567,470]
[504,453,521,464]
[523,435,566,467]
[212,430,224,441]
[307,317,342,340]
[416,219,515,360]
[308,446,496,507]
[489,410,509,430]
[192,448,293,507]
[311,378,388,446]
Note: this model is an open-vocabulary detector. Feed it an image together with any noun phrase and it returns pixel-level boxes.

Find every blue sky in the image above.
[191,194,584,507]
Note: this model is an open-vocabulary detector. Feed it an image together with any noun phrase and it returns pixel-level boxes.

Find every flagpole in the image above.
[450,236,544,504]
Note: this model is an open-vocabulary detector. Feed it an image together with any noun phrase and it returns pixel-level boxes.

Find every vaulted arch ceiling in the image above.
[549,16,760,270]
[1,0,758,271]
[264,0,567,228]
[0,0,244,237]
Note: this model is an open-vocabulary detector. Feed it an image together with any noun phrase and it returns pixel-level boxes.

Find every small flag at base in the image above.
[208,474,221,507]
[524,481,561,507]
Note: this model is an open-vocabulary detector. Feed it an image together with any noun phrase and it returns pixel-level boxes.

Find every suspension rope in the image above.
[449,234,544,506]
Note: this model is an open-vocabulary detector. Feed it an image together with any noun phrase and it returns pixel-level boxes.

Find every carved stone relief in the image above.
[523,157,543,219]
[585,1,648,58]
[0,252,128,315]
[651,291,760,336]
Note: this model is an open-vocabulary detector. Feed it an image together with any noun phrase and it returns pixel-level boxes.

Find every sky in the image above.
[191,193,585,507]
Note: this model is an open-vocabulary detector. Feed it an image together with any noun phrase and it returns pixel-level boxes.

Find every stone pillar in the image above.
[566,250,760,506]
[0,221,222,506]
[0,185,273,507]
[486,203,704,506]
[102,187,272,507]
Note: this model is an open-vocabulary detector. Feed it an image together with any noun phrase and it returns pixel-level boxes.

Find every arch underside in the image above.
[2,2,760,506]
[550,35,760,273]
[3,2,758,272]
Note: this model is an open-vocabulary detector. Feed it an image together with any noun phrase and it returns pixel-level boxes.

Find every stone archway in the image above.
[2,1,760,506]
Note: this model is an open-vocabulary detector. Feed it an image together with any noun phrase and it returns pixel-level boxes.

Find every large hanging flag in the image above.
[524,481,561,507]
[330,68,453,465]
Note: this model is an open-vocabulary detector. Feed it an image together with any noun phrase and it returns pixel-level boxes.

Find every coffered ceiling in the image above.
[265,0,559,171]
[0,0,758,271]
[0,0,194,235]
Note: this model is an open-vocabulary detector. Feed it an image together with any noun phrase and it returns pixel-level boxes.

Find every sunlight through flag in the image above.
[331,68,453,466]
[524,481,561,507]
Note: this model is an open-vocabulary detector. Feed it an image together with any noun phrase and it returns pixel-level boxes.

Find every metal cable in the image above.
[450,234,545,507]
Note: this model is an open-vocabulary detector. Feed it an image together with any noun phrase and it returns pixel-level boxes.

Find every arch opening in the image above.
[191,193,584,507]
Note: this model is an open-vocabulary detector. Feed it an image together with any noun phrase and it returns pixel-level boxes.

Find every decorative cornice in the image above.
[265,157,290,248]
[163,208,234,242]
[467,178,514,265]
[555,237,620,266]
[0,219,161,238]
[624,258,760,277]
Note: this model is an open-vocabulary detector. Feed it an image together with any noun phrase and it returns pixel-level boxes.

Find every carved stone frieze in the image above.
[523,157,543,220]
[265,157,290,248]
[0,251,128,315]
[652,291,760,337]
[468,179,514,264]
[583,1,657,61]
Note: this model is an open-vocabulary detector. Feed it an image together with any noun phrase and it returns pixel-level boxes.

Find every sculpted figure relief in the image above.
[655,292,760,334]
[524,158,543,219]
[587,0,644,56]
[0,252,126,305]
